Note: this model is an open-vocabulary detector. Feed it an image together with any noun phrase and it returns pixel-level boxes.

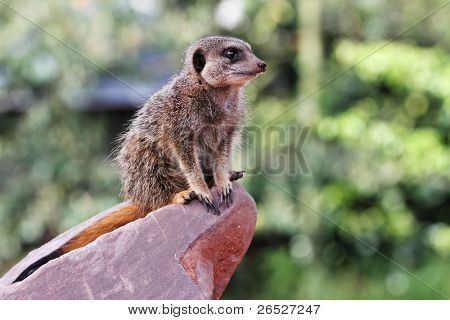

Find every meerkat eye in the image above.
[223,48,239,61]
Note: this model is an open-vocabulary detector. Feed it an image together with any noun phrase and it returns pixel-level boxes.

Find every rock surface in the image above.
[0,183,256,299]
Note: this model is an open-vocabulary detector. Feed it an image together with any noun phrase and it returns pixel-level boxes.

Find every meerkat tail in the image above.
[12,249,63,283]
[13,203,146,283]
[60,203,145,254]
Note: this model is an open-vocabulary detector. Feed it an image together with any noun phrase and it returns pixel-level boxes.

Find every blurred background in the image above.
[0,0,449,299]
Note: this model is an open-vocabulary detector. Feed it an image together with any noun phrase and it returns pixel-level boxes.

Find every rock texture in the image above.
[0,183,256,299]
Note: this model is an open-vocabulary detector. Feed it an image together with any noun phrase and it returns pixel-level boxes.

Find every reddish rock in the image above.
[181,196,256,299]
[0,184,256,300]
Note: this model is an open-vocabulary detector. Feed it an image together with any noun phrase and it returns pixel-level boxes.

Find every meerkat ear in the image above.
[193,49,206,73]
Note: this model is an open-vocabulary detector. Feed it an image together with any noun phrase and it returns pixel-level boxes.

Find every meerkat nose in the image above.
[257,61,267,72]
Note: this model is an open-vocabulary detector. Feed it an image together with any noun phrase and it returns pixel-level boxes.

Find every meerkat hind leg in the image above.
[172,189,220,214]
[205,170,245,188]
[230,170,245,181]
[171,189,197,205]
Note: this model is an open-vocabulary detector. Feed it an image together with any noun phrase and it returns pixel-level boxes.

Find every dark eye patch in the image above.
[223,47,240,62]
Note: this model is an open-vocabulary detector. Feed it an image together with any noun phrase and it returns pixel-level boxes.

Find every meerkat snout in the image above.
[257,61,267,72]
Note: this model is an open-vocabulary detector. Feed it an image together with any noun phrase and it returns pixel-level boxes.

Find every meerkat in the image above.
[13,36,266,283]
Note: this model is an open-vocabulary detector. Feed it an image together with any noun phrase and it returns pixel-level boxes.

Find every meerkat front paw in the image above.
[196,191,220,215]
[218,181,233,208]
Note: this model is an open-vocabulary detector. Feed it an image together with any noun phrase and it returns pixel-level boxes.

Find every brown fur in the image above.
[14,36,265,282]
[60,203,145,254]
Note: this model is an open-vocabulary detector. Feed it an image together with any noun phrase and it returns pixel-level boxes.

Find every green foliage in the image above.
[0,105,120,262]
[0,0,449,298]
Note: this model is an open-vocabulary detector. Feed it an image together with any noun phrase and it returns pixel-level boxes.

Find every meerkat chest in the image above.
[196,126,228,171]
[197,125,226,149]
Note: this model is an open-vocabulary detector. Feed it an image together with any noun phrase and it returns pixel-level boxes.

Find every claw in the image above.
[219,183,233,208]
[199,193,220,215]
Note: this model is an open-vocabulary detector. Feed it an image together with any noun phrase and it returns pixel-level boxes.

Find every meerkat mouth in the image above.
[230,71,261,78]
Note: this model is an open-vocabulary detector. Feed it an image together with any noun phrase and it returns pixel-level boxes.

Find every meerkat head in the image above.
[185,36,266,88]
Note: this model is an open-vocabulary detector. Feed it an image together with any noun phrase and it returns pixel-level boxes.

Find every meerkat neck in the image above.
[180,69,241,109]
[207,85,240,108]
